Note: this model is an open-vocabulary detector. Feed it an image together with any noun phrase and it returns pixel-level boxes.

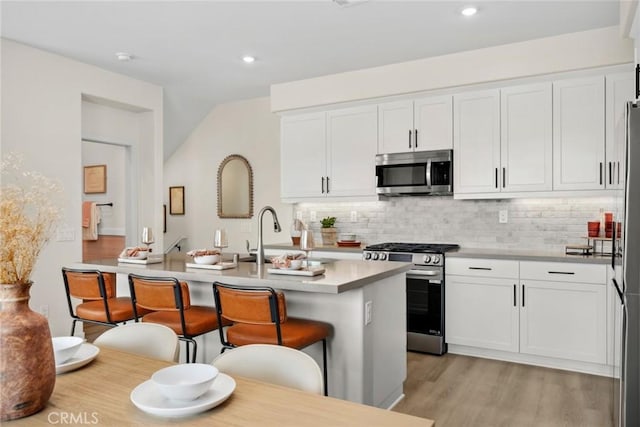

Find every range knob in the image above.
[379,253,387,261]
[423,255,431,264]
[372,253,380,260]
[364,252,372,260]
[432,255,441,264]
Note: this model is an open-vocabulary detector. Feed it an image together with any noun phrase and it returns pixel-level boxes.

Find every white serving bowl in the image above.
[127,250,148,260]
[282,259,303,270]
[52,336,84,365]
[339,233,356,242]
[193,254,220,265]
[151,363,219,401]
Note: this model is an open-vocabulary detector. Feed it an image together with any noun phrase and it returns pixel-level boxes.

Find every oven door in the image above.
[406,268,446,355]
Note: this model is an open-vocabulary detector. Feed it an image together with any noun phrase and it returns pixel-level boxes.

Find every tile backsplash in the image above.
[294,196,617,252]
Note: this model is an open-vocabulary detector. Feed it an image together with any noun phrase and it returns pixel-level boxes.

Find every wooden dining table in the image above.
[9,346,435,426]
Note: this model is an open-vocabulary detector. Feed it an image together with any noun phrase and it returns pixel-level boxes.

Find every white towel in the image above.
[82,202,101,241]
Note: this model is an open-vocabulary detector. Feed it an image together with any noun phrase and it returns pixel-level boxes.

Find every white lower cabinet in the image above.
[446,258,608,370]
[446,275,519,352]
[519,279,606,364]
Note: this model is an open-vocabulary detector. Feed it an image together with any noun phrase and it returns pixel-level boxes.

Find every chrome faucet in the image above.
[256,206,282,265]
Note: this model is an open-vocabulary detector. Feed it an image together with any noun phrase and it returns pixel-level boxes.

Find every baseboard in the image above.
[386,393,405,411]
[448,344,614,377]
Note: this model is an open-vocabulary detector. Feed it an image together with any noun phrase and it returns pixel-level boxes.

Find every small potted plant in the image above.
[320,216,337,246]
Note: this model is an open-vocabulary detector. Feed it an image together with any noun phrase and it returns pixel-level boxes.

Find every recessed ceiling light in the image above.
[115,52,133,61]
[461,7,477,17]
[242,56,255,64]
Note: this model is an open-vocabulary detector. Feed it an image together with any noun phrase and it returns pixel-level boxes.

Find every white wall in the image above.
[164,97,293,255]
[271,26,633,112]
[1,39,163,336]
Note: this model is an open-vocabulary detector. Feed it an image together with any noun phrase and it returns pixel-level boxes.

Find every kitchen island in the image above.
[74,254,412,409]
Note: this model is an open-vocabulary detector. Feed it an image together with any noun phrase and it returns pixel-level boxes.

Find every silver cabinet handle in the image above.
[522,284,525,307]
[502,167,506,188]
[495,168,498,189]
[326,176,330,194]
[548,271,575,275]
[513,284,516,307]
[321,177,325,194]
[469,267,492,271]
[408,130,412,149]
[414,129,418,148]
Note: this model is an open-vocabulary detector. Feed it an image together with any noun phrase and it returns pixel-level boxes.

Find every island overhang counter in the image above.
[73,254,411,409]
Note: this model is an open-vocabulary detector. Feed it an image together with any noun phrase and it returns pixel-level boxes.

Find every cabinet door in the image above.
[280,113,326,199]
[553,76,605,190]
[453,89,501,194]
[519,280,606,364]
[326,105,378,197]
[414,95,453,151]
[446,275,519,353]
[606,72,634,190]
[378,100,413,154]
[501,83,552,192]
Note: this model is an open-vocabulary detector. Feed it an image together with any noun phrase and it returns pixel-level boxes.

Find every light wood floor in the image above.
[393,351,613,427]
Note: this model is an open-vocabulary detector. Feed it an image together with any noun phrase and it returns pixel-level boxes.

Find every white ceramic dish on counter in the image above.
[193,254,221,265]
[130,373,236,418]
[339,233,356,242]
[56,343,100,374]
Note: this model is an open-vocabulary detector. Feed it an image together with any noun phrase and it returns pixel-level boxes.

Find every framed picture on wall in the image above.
[84,164,107,194]
[169,186,185,215]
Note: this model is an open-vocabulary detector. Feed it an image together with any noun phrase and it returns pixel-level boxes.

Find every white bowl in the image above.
[282,259,303,270]
[151,363,219,401]
[52,336,84,365]
[193,254,220,265]
[339,233,356,242]
[127,250,148,260]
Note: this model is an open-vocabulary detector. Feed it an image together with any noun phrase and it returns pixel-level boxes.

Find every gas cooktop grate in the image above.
[364,242,459,253]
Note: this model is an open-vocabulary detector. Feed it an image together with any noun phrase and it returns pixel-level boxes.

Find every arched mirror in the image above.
[217,154,253,218]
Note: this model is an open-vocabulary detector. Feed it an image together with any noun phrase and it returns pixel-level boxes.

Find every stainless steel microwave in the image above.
[375,150,453,196]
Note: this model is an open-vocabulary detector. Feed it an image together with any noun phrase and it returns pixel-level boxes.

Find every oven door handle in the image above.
[407,271,441,279]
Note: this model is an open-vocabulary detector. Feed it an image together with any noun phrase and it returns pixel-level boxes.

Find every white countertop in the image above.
[74,253,411,294]
[448,247,616,265]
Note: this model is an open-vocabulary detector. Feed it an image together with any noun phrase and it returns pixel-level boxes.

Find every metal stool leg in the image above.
[70,319,78,336]
[322,339,328,396]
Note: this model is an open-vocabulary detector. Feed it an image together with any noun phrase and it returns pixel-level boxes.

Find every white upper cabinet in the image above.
[281,112,326,199]
[553,76,605,190]
[326,105,378,197]
[280,106,377,201]
[500,83,553,192]
[378,95,452,154]
[606,72,634,190]
[453,89,501,194]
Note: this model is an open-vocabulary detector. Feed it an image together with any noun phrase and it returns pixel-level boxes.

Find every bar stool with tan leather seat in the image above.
[62,267,141,336]
[128,273,230,363]
[212,281,332,395]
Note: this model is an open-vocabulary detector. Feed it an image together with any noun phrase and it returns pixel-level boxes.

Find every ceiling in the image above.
[1,1,620,160]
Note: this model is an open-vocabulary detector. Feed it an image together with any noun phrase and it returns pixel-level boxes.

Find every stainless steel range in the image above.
[363,242,459,355]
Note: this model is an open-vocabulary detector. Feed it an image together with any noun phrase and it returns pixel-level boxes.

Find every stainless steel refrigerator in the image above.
[615,101,640,426]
